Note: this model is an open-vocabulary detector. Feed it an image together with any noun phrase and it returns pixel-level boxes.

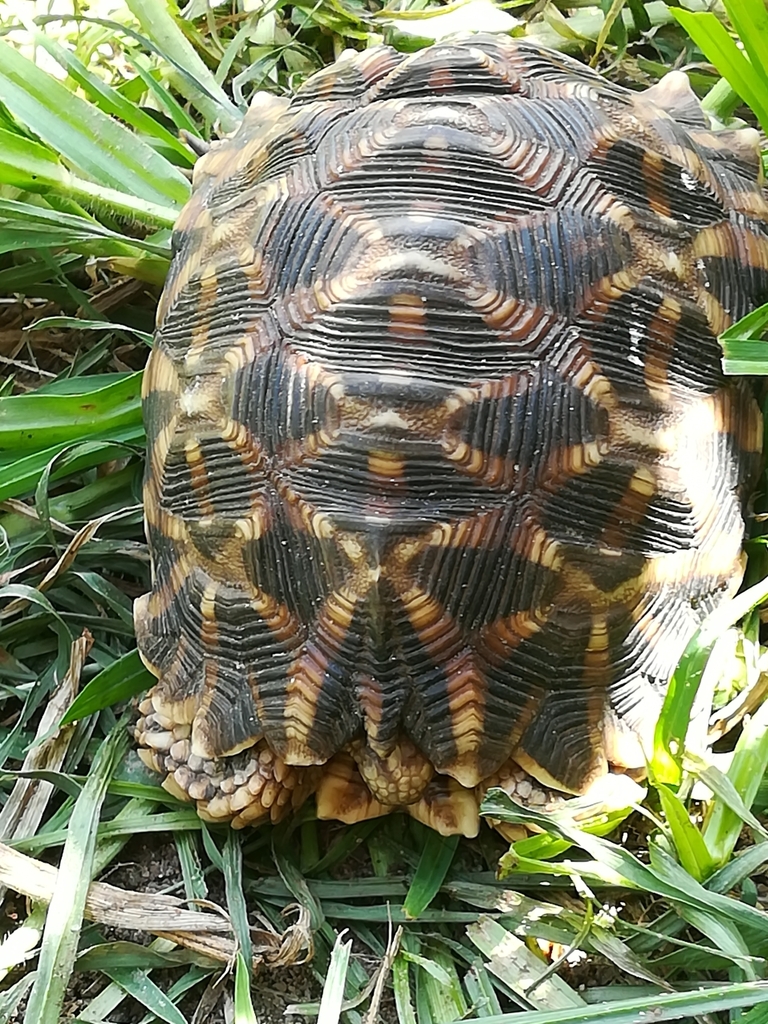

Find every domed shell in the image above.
[134,34,766,836]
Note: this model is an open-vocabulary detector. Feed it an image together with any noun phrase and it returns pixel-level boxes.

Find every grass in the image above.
[1,0,768,1021]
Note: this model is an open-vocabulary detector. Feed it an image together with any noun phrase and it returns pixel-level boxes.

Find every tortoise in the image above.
[134,34,768,838]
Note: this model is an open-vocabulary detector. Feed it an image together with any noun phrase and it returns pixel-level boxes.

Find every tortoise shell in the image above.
[135,34,767,837]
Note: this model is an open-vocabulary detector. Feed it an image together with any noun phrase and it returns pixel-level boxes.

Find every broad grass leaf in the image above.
[719,0,768,95]
[403,830,459,919]
[24,25,195,166]
[672,9,768,132]
[0,40,189,208]
[317,931,353,1024]
[59,650,153,726]
[465,983,768,1024]
[655,784,715,881]
[22,722,128,1024]
[467,916,585,1010]
[483,791,768,941]
[124,0,241,129]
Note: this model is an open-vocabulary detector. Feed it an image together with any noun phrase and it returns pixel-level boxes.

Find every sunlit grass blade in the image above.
[0,127,70,193]
[672,9,768,133]
[0,197,174,254]
[702,698,768,867]
[234,952,258,1024]
[0,373,142,453]
[124,0,242,129]
[23,22,195,166]
[468,916,585,1011]
[22,721,128,1024]
[654,784,715,882]
[28,317,153,346]
[0,128,181,227]
[720,303,768,374]
[652,574,768,784]
[721,340,768,375]
[0,40,189,209]
[467,982,768,1024]
[393,948,418,1024]
[317,930,353,1024]
[718,0,768,95]
[378,0,520,42]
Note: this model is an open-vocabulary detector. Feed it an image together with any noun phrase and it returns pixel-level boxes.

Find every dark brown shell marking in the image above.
[135,35,766,836]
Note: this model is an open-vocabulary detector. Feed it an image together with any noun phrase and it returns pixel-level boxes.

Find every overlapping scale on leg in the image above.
[139,729,321,829]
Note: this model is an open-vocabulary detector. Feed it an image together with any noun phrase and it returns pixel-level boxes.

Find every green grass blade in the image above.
[124,0,241,129]
[0,39,189,208]
[651,628,714,785]
[223,832,252,975]
[0,974,36,1023]
[100,967,189,1024]
[317,931,353,1024]
[742,1005,768,1024]
[464,960,503,1017]
[702,698,768,867]
[421,945,468,1022]
[175,832,208,903]
[469,983,768,1024]
[272,826,325,931]
[675,906,758,981]
[0,438,143,504]
[23,24,195,166]
[0,197,174,254]
[59,649,153,726]
[720,302,768,374]
[655,784,715,882]
[0,373,142,453]
[468,917,585,1011]
[0,127,69,192]
[652,574,768,783]
[234,953,258,1023]
[129,52,200,134]
[672,9,768,133]
[22,720,128,1024]
[721,340,768,375]
[720,0,768,94]
[400,951,451,986]
[485,791,768,941]
[76,941,205,972]
[27,317,153,346]
[393,951,418,1024]
[403,829,459,920]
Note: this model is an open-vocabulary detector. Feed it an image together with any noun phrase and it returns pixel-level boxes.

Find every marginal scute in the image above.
[136,34,764,837]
